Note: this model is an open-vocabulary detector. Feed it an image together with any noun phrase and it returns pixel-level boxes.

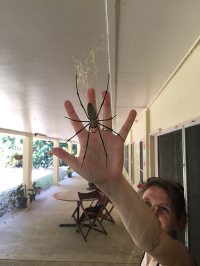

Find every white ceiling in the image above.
[0,0,200,142]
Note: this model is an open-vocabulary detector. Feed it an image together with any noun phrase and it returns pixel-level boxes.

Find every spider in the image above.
[65,74,123,169]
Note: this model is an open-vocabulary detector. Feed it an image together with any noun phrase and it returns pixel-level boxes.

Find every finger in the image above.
[102,91,112,129]
[119,110,137,140]
[51,148,79,174]
[64,100,88,141]
[87,88,98,117]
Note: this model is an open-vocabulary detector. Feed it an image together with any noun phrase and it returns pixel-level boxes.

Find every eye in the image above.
[159,206,168,212]
[145,201,151,207]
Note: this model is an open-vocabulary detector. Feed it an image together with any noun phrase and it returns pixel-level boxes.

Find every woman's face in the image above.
[142,185,180,237]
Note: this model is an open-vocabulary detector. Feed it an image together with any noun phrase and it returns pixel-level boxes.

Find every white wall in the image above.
[124,38,200,190]
[150,43,200,131]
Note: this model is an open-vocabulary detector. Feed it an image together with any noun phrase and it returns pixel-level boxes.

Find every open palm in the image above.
[52,88,136,185]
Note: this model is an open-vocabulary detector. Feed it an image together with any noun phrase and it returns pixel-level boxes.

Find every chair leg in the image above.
[85,216,97,239]
[72,216,88,242]
[93,218,107,235]
[107,206,115,224]
[100,207,115,224]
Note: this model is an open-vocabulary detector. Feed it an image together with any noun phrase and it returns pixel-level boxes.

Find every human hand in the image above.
[51,87,136,185]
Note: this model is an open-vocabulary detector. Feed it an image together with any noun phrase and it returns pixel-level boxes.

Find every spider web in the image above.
[72,30,108,113]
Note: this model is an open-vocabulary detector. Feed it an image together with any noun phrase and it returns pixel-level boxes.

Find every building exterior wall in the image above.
[123,39,200,190]
[150,44,200,132]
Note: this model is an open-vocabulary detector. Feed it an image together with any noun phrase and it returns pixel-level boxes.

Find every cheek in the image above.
[158,214,177,235]
[157,214,170,230]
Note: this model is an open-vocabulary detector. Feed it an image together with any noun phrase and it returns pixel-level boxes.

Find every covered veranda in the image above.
[0,173,143,266]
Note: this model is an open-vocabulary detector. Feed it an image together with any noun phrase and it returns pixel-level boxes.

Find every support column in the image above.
[77,143,80,157]
[23,136,33,203]
[53,140,59,186]
[68,141,72,154]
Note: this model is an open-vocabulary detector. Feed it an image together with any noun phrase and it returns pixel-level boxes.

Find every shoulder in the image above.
[173,240,197,266]
[148,231,196,266]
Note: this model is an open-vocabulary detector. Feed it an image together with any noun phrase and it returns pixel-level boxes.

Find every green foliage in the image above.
[31,182,41,195]
[0,136,23,168]
[66,166,73,177]
[0,136,78,169]
[9,151,23,168]
[8,184,28,207]
[34,169,66,189]
[27,182,41,202]
[59,143,69,166]
[0,169,67,212]
[32,140,54,168]
[72,143,77,157]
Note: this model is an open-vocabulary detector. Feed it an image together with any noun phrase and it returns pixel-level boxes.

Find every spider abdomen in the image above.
[87,103,97,120]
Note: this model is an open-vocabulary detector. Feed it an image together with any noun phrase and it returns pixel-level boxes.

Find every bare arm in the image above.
[51,88,195,266]
[98,176,195,266]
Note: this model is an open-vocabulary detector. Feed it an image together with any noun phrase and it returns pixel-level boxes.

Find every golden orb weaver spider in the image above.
[65,74,123,169]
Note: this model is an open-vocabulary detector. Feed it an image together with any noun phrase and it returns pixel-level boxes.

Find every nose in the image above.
[151,206,159,218]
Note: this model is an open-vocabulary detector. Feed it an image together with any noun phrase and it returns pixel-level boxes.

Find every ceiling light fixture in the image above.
[35,133,47,138]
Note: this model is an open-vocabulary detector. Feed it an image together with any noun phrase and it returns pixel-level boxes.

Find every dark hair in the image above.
[140,177,187,233]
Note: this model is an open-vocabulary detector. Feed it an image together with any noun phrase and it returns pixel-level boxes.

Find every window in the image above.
[157,129,184,244]
[151,121,200,263]
[158,130,183,184]
[124,144,129,173]
[185,124,200,262]
[130,143,134,182]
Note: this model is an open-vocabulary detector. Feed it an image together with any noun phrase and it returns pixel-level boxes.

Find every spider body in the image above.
[65,74,123,169]
[87,103,97,129]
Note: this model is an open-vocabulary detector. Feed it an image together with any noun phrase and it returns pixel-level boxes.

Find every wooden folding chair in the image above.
[100,197,115,224]
[87,182,97,190]
[71,190,108,242]
[88,194,115,225]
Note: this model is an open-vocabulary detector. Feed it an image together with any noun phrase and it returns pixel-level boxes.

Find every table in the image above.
[52,190,98,229]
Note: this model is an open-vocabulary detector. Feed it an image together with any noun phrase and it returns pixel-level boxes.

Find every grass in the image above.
[34,169,67,190]
[0,169,67,210]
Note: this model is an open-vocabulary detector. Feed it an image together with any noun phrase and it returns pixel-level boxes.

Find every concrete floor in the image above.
[0,173,143,266]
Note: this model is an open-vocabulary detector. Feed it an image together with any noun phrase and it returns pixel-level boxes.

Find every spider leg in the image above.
[97,122,124,141]
[76,75,89,119]
[98,115,116,122]
[97,125,107,167]
[67,123,90,142]
[65,116,89,123]
[81,125,91,169]
[97,74,110,117]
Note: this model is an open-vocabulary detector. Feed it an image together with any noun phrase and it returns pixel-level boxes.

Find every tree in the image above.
[0,136,23,168]
[0,136,71,169]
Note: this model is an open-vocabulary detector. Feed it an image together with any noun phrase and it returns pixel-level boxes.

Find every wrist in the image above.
[97,174,126,198]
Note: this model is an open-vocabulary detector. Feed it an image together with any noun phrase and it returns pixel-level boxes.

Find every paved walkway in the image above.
[0,174,143,265]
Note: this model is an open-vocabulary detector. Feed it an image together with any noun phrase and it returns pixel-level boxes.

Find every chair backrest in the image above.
[99,196,109,206]
[78,190,100,201]
[89,183,97,189]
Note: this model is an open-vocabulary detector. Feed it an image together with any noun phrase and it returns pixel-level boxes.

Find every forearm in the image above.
[98,175,162,252]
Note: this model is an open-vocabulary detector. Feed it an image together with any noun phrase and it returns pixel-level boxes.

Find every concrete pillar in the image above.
[53,140,59,186]
[23,136,33,203]
[68,141,72,154]
[77,143,80,157]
